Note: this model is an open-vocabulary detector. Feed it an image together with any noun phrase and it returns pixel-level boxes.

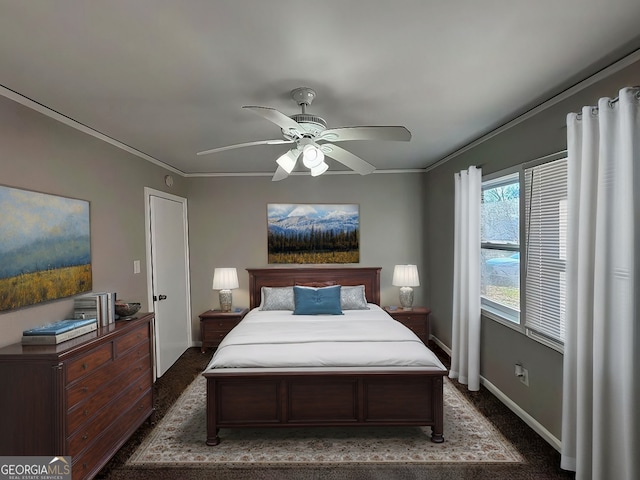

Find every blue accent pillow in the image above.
[293,285,343,315]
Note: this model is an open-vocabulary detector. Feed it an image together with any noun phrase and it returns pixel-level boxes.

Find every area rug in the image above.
[127,375,524,467]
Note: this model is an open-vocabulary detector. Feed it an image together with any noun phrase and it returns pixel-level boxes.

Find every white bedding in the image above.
[206,304,447,371]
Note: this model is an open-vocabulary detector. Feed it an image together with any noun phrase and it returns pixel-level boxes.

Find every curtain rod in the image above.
[575,85,640,119]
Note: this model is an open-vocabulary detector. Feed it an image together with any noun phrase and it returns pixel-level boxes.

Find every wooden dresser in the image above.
[0,313,154,480]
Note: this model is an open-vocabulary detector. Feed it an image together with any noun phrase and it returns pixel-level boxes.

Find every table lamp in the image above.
[392,264,420,310]
[212,267,239,312]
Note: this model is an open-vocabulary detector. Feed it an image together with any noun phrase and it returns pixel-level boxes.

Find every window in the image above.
[481,172,520,323]
[523,159,567,349]
[481,155,568,351]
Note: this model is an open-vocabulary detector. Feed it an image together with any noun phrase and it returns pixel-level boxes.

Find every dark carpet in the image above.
[96,344,575,480]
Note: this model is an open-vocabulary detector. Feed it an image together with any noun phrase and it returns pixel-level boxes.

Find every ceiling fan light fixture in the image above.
[199,87,402,179]
[310,161,329,177]
[276,149,299,173]
[302,143,324,169]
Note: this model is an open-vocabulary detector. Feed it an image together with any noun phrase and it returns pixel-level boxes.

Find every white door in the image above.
[146,189,191,378]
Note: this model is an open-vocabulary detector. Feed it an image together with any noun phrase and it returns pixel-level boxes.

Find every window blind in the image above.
[523,158,568,347]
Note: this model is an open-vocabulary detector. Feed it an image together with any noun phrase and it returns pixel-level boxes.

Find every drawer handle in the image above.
[83,409,89,416]
[82,363,88,370]
[82,434,88,441]
[81,386,88,393]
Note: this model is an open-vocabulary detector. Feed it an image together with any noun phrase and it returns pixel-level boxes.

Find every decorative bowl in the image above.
[115,302,141,319]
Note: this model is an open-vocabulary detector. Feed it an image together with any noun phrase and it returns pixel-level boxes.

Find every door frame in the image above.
[144,187,193,377]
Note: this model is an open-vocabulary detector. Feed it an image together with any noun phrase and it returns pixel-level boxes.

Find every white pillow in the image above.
[260,286,295,311]
[340,285,369,310]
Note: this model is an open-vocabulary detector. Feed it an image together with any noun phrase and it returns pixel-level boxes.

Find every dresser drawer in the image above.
[71,388,153,480]
[67,354,150,433]
[66,341,149,409]
[67,371,152,454]
[66,343,113,384]
[114,337,150,368]
[115,322,150,356]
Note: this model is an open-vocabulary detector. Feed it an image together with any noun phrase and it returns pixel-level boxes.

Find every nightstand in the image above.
[199,308,249,353]
[383,306,431,344]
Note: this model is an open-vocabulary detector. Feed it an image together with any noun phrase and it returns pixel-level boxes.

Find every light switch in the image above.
[133,260,141,274]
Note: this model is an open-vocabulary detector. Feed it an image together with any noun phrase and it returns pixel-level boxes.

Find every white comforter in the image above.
[206,304,447,371]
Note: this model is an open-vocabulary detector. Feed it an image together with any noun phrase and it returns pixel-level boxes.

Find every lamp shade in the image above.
[212,268,239,290]
[392,265,420,287]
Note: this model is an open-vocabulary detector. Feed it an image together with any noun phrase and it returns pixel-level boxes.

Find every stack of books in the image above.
[22,318,98,345]
[73,292,116,326]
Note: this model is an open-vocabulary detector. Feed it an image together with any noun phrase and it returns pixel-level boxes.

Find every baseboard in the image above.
[480,377,562,452]
[430,335,451,356]
[430,334,562,452]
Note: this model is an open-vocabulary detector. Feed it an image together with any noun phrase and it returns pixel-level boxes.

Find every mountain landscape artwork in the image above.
[0,185,92,311]
[267,204,359,264]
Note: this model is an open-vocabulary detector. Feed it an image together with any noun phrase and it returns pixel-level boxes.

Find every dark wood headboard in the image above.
[247,267,381,309]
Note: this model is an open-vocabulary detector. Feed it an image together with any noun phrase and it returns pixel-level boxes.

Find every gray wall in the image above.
[186,173,427,342]
[0,95,187,346]
[0,94,428,348]
[425,58,640,441]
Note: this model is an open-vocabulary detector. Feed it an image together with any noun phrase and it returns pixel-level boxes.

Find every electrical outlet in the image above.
[515,364,529,386]
[133,260,141,274]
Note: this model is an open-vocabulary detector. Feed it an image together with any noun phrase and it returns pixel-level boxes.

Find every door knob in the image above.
[154,294,167,301]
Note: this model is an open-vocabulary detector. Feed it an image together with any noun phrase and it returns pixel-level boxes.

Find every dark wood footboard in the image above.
[204,368,445,445]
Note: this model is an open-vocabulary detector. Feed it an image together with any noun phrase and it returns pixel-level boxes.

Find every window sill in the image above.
[481,307,523,333]
[525,329,564,354]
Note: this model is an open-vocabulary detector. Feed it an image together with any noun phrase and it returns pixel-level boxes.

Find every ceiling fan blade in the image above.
[272,165,289,182]
[318,126,411,143]
[243,106,304,136]
[320,144,376,175]
[197,139,292,156]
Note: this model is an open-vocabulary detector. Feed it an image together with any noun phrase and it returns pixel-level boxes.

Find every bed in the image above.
[203,267,448,446]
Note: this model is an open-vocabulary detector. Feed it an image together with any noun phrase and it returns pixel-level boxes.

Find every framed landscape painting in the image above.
[0,185,92,312]
[267,203,359,264]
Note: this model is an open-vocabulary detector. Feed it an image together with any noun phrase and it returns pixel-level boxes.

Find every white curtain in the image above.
[561,87,640,479]
[450,166,481,391]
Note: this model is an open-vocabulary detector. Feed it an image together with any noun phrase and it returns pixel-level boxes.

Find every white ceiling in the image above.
[1,1,639,178]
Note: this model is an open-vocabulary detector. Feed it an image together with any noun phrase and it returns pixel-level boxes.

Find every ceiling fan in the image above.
[197,87,412,181]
